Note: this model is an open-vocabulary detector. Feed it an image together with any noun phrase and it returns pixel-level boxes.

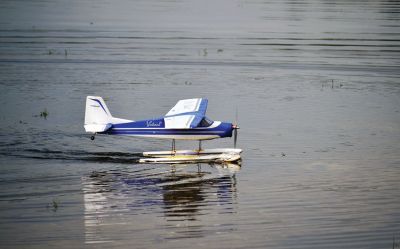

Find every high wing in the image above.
[164,98,208,129]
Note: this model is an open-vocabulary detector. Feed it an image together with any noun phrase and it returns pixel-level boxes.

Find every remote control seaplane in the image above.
[84,96,241,163]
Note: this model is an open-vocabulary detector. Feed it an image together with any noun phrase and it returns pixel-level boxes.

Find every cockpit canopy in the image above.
[198,117,214,127]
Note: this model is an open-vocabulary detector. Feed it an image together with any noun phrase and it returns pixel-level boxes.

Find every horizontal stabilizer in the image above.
[84,123,112,133]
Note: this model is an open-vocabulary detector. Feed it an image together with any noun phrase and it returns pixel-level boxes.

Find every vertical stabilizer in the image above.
[84,96,112,133]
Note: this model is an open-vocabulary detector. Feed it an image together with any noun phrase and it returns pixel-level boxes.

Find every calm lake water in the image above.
[1,0,400,248]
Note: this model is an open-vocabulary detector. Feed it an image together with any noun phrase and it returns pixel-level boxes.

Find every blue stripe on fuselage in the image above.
[101,121,233,138]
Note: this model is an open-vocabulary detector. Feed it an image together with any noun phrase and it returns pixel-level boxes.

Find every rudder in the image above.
[84,96,112,133]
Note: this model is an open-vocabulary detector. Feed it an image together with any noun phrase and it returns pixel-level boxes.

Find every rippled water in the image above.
[1,0,400,248]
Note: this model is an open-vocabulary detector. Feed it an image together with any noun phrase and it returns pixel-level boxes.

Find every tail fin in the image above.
[84,96,112,133]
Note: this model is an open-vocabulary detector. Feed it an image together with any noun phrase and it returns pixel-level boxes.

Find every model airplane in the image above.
[84,96,240,154]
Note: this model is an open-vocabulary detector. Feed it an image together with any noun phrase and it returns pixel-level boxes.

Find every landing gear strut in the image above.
[171,139,176,155]
[170,139,204,156]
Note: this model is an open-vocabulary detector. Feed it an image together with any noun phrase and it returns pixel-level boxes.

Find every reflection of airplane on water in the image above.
[82,164,239,242]
[162,168,238,220]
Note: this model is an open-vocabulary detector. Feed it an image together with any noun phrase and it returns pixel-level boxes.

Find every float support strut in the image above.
[171,139,176,155]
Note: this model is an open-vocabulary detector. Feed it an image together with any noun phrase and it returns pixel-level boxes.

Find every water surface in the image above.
[0,0,400,248]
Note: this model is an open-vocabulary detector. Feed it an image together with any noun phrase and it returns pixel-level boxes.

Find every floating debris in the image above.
[52,200,58,210]
[321,79,345,89]
[393,234,400,249]
[40,109,48,119]
[46,199,59,212]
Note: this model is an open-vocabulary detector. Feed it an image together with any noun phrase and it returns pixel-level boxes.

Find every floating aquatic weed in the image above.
[393,234,400,249]
[52,200,58,211]
[320,79,344,89]
[40,108,48,119]
[46,199,59,212]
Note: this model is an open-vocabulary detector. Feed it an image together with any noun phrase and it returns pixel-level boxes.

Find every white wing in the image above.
[164,98,208,129]
[164,115,195,129]
[166,98,203,116]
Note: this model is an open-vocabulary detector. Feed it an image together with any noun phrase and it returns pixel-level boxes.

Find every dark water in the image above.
[1,0,400,248]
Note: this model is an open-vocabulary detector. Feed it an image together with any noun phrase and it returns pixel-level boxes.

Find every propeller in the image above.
[232,107,239,148]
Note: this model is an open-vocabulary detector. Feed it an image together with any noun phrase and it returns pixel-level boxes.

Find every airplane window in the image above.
[199,117,214,127]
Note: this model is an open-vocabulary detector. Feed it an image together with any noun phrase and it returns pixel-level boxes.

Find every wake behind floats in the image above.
[84,96,241,163]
